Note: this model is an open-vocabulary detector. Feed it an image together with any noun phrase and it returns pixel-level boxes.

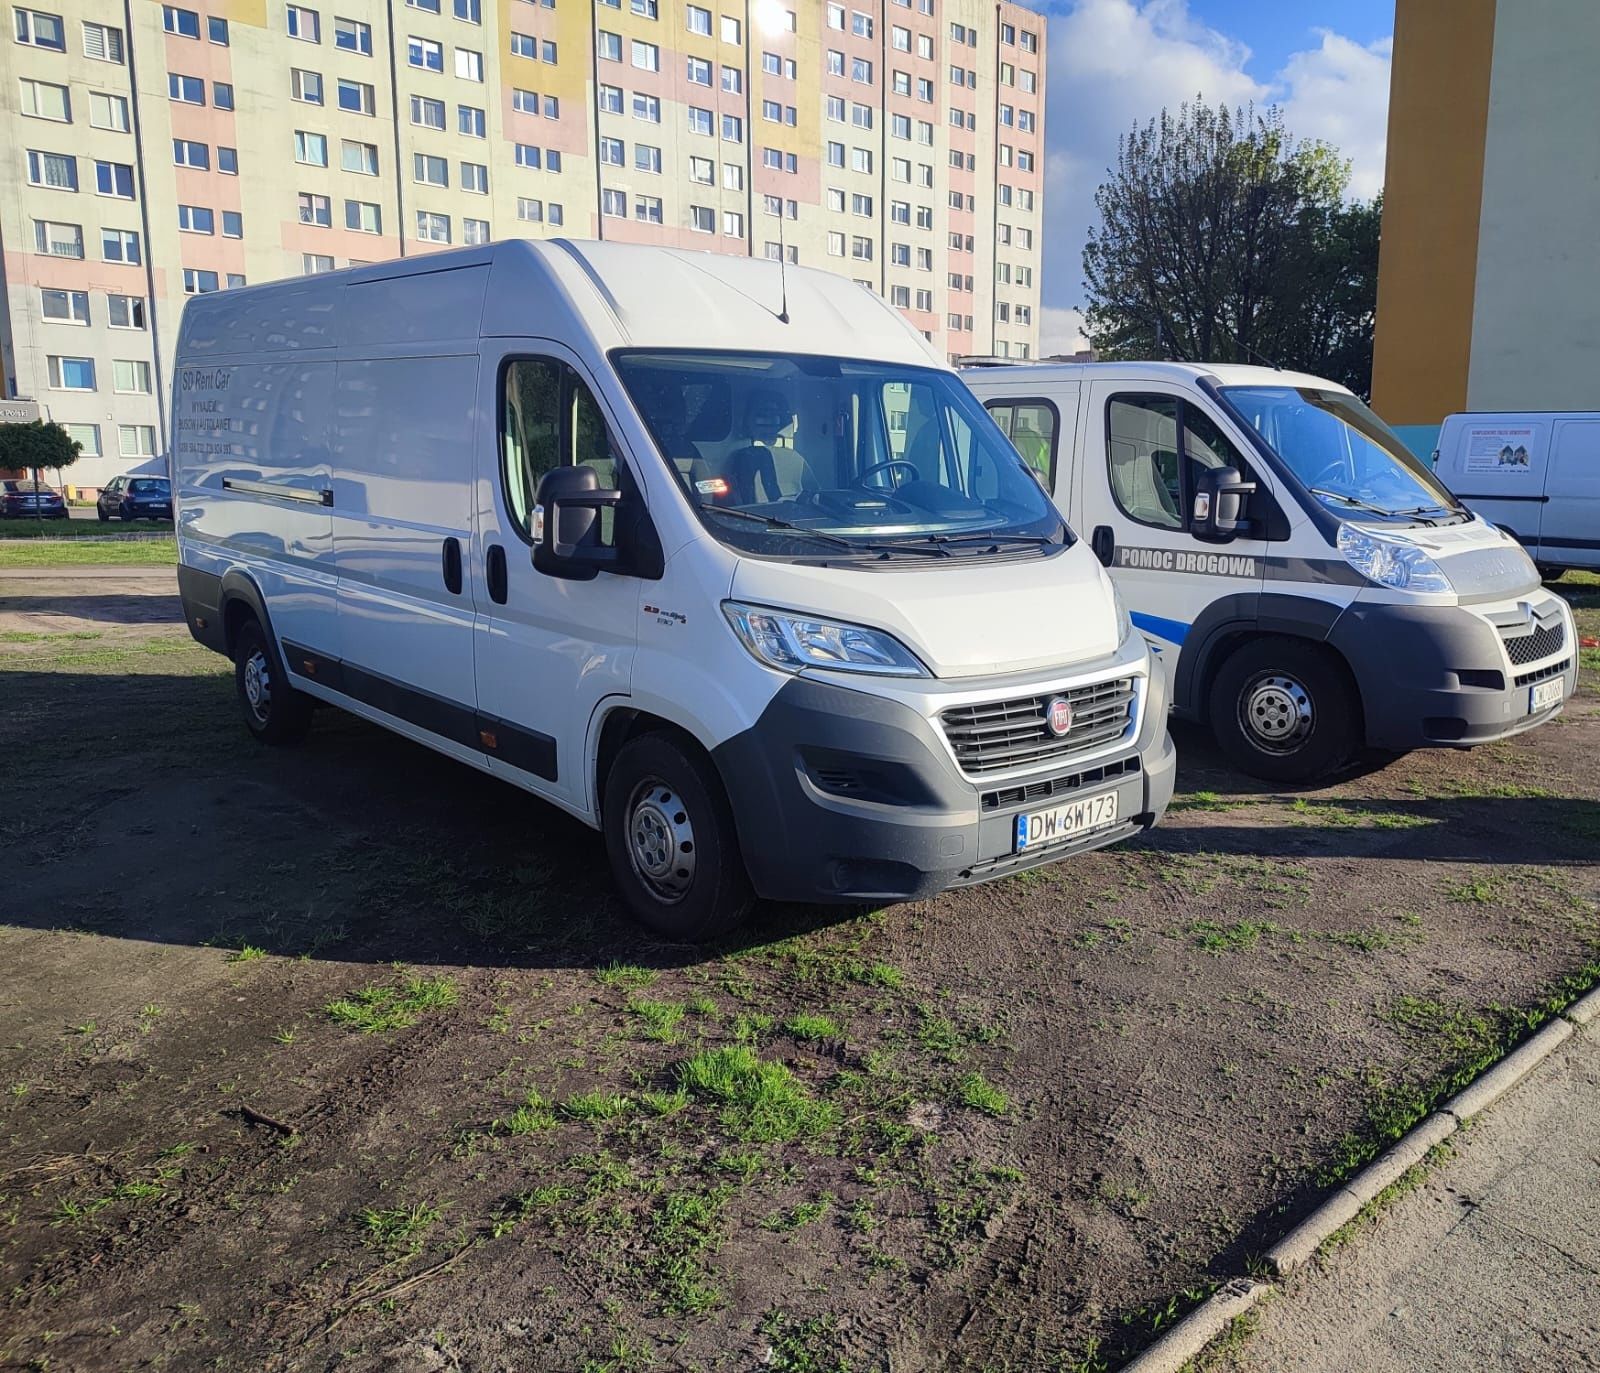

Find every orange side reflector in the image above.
[479,730,498,750]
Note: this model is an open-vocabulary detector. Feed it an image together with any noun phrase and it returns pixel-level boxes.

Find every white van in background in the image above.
[170,241,1174,940]
[1433,412,1600,577]
[962,362,1577,782]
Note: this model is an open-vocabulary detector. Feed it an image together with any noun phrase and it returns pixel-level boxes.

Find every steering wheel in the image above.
[857,458,919,490]
[1307,459,1349,490]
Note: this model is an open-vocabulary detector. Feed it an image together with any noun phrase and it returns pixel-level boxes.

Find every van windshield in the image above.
[1220,386,1464,522]
[614,350,1067,558]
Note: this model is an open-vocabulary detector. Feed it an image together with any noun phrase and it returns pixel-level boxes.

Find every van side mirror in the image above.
[1192,465,1256,543]
[532,465,622,581]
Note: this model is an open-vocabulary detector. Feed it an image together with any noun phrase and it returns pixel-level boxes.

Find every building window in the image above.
[81,20,123,61]
[114,359,152,394]
[463,217,489,244]
[688,156,712,184]
[222,210,242,237]
[410,95,445,127]
[723,210,743,238]
[721,112,742,142]
[177,204,214,233]
[634,143,661,174]
[300,255,334,275]
[338,78,375,113]
[168,73,205,103]
[456,46,482,80]
[102,227,140,263]
[40,288,89,324]
[461,161,487,193]
[87,91,130,131]
[342,140,378,175]
[514,143,540,169]
[408,34,443,70]
[416,211,451,243]
[291,68,323,103]
[119,424,157,457]
[95,160,134,197]
[516,197,543,222]
[47,355,95,390]
[686,4,710,34]
[454,0,481,21]
[286,4,320,42]
[32,219,83,258]
[458,104,485,136]
[294,130,328,165]
[632,92,660,122]
[334,16,371,53]
[162,5,199,37]
[635,195,662,223]
[595,84,620,114]
[720,14,739,42]
[593,30,618,61]
[631,39,658,70]
[631,0,657,16]
[601,187,627,218]
[413,153,448,186]
[64,423,100,456]
[689,205,714,233]
[19,78,70,122]
[298,191,332,226]
[16,6,65,49]
[213,82,233,109]
[687,55,710,84]
[208,15,228,43]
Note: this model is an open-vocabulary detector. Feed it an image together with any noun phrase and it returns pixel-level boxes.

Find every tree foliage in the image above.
[0,420,81,479]
[1083,102,1381,395]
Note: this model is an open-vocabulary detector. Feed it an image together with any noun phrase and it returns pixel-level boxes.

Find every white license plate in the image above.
[1014,790,1119,853]
[1529,676,1565,713]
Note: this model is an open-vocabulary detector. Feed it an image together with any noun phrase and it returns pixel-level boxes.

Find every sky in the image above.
[1019,0,1396,354]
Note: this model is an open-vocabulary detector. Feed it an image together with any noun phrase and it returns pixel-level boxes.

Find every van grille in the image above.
[1502,619,1565,666]
[940,678,1137,777]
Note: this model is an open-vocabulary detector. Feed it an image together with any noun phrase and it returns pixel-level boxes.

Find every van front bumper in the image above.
[712,664,1175,905]
[1331,598,1579,751]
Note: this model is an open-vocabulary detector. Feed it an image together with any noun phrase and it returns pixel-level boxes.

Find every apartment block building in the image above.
[1,0,1045,489]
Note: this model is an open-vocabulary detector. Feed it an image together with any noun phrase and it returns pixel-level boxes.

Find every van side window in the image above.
[501,357,623,544]
[1107,394,1182,529]
[1183,405,1248,480]
[986,400,1057,487]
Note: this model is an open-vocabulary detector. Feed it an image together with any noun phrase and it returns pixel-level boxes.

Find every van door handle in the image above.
[486,543,508,605]
[1090,525,1115,567]
[441,537,463,595]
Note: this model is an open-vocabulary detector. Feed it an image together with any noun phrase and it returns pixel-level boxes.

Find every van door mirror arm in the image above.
[532,487,623,581]
[1191,466,1257,544]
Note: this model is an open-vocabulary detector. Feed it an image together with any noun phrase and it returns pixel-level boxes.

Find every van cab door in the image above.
[1542,418,1600,570]
[473,342,640,814]
[1082,381,1271,656]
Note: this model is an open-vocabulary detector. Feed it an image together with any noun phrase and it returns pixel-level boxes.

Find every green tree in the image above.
[1082,101,1381,395]
[0,419,81,485]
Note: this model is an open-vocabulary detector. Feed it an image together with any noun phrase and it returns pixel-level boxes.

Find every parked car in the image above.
[98,475,173,521]
[171,240,1176,940]
[963,361,1577,782]
[0,479,67,519]
[1433,410,1599,578]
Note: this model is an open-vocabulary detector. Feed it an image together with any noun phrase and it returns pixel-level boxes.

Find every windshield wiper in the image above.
[701,505,858,552]
[925,532,1056,549]
[1308,487,1405,518]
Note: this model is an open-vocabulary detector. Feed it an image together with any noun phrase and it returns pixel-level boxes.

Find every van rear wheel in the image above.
[1209,638,1358,783]
[603,732,753,942]
[234,620,313,745]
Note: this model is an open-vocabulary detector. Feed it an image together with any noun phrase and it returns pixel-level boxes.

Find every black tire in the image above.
[1209,637,1360,783]
[602,731,753,942]
[1538,566,1566,583]
[233,619,313,745]
[96,507,109,522]
[120,505,135,521]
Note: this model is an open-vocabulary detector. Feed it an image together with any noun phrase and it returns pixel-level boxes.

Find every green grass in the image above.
[784,1012,842,1042]
[358,1201,443,1252]
[762,1196,832,1231]
[596,962,657,990]
[676,1045,838,1144]
[325,971,459,1034]
[852,962,904,990]
[955,1071,1009,1116]
[562,1090,632,1122]
[0,537,176,567]
[499,1088,557,1135]
[1184,918,1284,953]
[226,944,267,964]
[627,998,686,1043]
[0,518,172,540]
[639,1087,690,1116]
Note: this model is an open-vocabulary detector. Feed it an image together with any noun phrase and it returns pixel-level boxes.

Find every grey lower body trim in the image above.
[712,664,1174,905]
[1329,601,1578,751]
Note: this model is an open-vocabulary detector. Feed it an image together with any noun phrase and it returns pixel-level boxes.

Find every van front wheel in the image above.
[234,620,313,745]
[603,733,753,942]
[1209,638,1358,783]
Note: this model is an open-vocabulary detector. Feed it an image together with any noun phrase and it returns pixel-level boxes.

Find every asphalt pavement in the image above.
[1225,1016,1600,1373]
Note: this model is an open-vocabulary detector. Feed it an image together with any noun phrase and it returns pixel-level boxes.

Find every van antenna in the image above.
[1211,314,1283,371]
[774,202,790,324]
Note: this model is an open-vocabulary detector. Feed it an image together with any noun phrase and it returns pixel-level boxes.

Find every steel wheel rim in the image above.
[1240,672,1313,754]
[626,778,696,903]
[243,649,272,725]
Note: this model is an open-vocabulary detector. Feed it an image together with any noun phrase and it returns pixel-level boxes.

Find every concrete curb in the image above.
[1562,985,1600,1028]
[1118,1278,1270,1373]
[1443,1019,1573,1123]
[1122,997,1595,1370]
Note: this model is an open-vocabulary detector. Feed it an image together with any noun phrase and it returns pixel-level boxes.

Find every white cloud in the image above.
[1277,30,1393,199]
[1040,305,1091,356]
[1030,1,1392,333]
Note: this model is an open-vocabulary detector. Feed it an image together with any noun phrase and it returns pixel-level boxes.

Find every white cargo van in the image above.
[1433,411,1600,577]
[962,362,1578,781]
[171,241,1174,939]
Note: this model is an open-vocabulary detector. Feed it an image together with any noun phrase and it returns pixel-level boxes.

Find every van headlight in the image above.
[723,601,929,676]
[1337,523,1452,593]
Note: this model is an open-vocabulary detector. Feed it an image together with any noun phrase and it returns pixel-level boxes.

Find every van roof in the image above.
[174,239,943,369]
[959,359,1350,393]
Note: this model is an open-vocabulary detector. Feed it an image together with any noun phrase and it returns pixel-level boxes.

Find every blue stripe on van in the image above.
[1131,611,1190,646]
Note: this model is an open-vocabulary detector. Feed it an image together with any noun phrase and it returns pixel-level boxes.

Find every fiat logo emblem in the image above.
[1045,696,1073,737]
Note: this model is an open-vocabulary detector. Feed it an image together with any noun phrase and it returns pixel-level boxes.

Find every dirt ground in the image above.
[2,566,1597,1373]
